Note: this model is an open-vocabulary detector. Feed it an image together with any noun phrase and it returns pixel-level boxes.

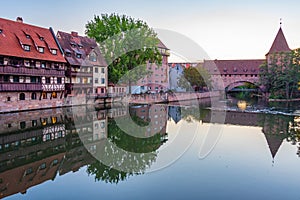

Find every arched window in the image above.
[42,92,47,99]
[51,117,57,124]
[31,92,37,100]
[19,93,25,100]
[52,92,57,99]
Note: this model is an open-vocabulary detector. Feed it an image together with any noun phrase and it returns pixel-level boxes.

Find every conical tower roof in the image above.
[267,27,291,55]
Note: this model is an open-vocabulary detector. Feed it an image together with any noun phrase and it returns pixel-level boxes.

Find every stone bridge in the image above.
[203,59,265,92]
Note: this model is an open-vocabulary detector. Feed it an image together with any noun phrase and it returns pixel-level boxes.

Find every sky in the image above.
[2,0,300,61]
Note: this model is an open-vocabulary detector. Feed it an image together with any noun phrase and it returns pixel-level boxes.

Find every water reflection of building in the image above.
[130,104,168,136]
[0,105,169,199]
[0,109,66,198]
[200,109,293,160]
[168,106,181,124]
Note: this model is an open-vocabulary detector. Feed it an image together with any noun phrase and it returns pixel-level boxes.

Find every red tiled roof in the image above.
[203,59,265,75]
[57,31,107,67]
[0,17,65,62]
[267,27,291,55]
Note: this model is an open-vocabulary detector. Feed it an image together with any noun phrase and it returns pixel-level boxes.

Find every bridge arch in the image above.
[225,81,262,92]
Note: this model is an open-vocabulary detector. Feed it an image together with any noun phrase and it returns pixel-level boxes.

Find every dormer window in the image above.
[40,37,44,41]
[0,29,2,34]
[89,52,97,62]
[65,49,71,57]
[51,49,57,55]
[76,53,82,59]
[70,42,76,48]
[24,45,30,51]
[78,44,83,49]
[26,34,30,39]
[38,47,44,53]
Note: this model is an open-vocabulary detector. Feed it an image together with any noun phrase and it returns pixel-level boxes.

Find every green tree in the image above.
[259,49,300,99]
[178,65,212,91]
[85,14,162,92]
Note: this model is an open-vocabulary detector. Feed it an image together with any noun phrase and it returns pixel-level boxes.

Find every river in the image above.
[1,94,300,200]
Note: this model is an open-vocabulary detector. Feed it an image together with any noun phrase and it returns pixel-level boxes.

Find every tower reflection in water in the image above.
[0,104,300,198]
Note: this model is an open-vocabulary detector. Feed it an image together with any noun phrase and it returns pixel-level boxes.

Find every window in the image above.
[41,62,46,68]
[101,78,105,84]
[7,96,11,101]
[46,77,51,84]
[51,116,57,124]
[13,76,19,83]
[38,47,44,53]
[4,75,9,82]
[52,159,58,166]
[20,121,26,129]
[66,52,71,57]
[51,49,57,55]
[19,93,25,100]
[0,56,3,65]
[101,67,105,73]
[32,120,37,127]
[52,92,57,98]
[41,118,47,126]
[100,122,105,128]
[89,52,97,62]
[95,78,98,84]
[31,92,37,100]
[24,45,30,51]
[7,123,12,128]
[57,77,62,84]
[25,168,33,175]
[40,163,46,170]
[31,77,37,83]
[42,92,47,99]
[95,67,98,73]
[0,29,2,34]
[76,53,82,58]
[40,37,44,41]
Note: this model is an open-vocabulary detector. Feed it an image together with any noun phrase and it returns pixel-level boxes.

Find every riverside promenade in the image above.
[128,91,220,104]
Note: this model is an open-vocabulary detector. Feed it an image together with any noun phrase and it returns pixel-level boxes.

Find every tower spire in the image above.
[280,18,282,27]
[266,22,290,55]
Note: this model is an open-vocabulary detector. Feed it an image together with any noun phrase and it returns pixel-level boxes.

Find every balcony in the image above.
[0,83,42,91]
[66,83,93,90]
[65,70,93,77]
[42,84,65,91]
[0,65,65,76]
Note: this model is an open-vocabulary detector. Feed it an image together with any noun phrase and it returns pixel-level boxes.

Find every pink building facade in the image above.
[130,40,170,94]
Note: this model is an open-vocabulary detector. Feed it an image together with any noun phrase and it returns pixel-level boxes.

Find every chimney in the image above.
[71,31,78,37]
[16,17,23,23]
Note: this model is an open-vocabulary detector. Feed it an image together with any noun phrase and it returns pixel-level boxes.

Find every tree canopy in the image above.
[85,14,162,85]
[178,64,212,92]
[259,49,300,99]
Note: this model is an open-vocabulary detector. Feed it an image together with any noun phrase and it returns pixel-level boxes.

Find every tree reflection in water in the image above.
[86,118,168,184]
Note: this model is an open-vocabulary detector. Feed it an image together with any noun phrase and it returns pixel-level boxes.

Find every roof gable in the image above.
[0,17,65,62]
[267,27,291,55]
[57,31,107,67]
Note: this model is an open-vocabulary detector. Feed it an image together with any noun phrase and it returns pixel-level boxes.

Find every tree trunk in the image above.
[286,81,289,99]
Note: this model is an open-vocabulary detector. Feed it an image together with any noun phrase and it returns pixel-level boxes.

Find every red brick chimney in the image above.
[16,17,23,23]
[71,31,78,37]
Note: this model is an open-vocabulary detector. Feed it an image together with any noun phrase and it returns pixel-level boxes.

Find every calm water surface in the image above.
[1,96,300,200]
